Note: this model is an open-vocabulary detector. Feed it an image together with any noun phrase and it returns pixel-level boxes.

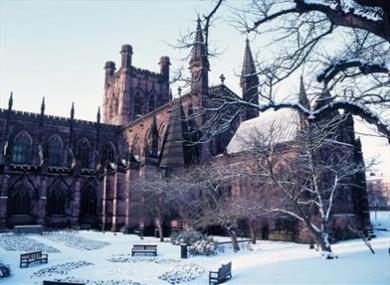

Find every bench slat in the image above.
[20,251,48,268]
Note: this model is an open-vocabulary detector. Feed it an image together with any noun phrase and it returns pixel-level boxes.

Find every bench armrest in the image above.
[209,271,218,277]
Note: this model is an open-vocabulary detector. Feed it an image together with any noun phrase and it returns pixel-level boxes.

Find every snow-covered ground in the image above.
[1,212,389,285]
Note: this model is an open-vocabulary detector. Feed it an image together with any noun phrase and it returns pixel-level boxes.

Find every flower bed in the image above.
[0,233,60,253]
[107,255,181,265]
[44,231,109,250]
[158,263,204,285]
[31,261,93,278]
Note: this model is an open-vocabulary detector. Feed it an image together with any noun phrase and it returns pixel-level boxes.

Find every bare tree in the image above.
[176,163,266,251]
[237,115,370,258]
[133,170,177,242]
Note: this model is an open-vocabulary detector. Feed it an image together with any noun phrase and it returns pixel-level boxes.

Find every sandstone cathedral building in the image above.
[0,19,371,242]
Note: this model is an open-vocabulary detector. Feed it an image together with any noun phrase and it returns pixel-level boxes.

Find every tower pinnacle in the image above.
[189,17,208,69]
[241,38,257,81]
[189,17,209,96]
[298,76,309,109]
[240,39,259,121]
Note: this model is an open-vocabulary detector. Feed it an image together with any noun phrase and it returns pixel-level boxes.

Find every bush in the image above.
[170,228,216,256]
[188,240,216,256]
[0,263,11,278]
[170,229,210,246]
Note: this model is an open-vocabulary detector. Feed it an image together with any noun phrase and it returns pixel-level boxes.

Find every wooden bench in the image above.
[20,251,48,268]
[131,244,157,256]
[43,281,85,285]
[209,262,232,285]
[14,225,43,234]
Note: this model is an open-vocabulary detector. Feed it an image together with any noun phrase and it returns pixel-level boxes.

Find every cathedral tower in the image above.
[102,45,170,125]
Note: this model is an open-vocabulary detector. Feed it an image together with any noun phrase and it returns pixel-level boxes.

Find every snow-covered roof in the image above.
[227,108,300,154]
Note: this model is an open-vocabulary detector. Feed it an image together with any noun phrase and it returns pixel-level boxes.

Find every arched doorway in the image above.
[7,180,36,226]
[46,181,70,227]
[79,185,98,226]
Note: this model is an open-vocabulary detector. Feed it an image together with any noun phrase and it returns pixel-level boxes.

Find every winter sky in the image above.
[0,0,388,176]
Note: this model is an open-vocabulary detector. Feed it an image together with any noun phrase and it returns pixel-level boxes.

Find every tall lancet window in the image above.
[102,143,115,164]
[48,135,63,166]
[12,131,33,164]
[77,139,90,168]
[47,182,68,215]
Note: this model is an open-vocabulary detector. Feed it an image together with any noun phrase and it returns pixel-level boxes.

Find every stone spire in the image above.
[297,76,309,131]
[314,87,333,110]
[342,111,355,145]
[70,102,75,120]
[240,39,259,121]
[190,17,207,66]
[8,92,13,110]
[189,17,209,96]
[39,97,45,127]
[241,39,257,80]
[40,97,45,116]
[159,102,185,172]
[97,107,101,124]
[298,76,310,109]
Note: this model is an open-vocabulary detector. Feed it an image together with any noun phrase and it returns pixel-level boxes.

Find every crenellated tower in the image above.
[102,45,170,125]
[240,39,259,121]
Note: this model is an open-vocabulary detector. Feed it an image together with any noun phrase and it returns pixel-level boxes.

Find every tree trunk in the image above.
[312,221,333,259]
[249,221,257,244]
[318,233,333,259]
[227,227,240,252]
[156,219,164,242]
[303,218,334,259]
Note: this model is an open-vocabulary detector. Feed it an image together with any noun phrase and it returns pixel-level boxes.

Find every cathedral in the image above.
[0,19,371,241]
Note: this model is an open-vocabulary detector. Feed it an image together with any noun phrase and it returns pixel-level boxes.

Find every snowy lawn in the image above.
[0,212,389,285]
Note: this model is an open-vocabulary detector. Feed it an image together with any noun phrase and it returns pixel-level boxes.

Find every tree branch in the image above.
[318,59,389,83]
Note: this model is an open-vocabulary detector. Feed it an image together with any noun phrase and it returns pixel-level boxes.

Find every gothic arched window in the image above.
[8,181,33,215]
[102,142,115,164]
[12,131,33,164]
[77,139,90,168]
[47,182,68,215]
[131,135,141,161]
[48,135,63,167]
[134,93,143,116]
[80,186,97,216]
[148,93,155,112]
[158,124,165,151]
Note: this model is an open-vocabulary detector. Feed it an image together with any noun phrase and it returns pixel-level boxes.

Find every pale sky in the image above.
[0,0,388,176]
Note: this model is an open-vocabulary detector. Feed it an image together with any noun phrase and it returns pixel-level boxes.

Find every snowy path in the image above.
[0,212,389,285]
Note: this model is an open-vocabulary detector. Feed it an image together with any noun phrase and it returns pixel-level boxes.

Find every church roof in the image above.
[226,108,300,154]
[159,102,185,170]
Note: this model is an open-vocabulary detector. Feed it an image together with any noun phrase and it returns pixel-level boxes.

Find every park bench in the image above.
[43,281,85,285]
[131,244,157,256]
[14,225,43,234]
[209,262,232,285]
[20,251,48,268]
